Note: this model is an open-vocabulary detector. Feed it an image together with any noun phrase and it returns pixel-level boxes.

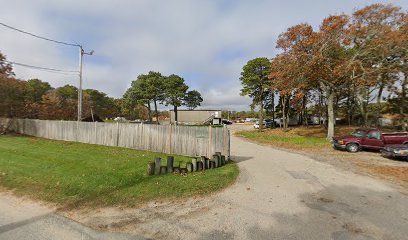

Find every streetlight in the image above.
[77,47,94,121]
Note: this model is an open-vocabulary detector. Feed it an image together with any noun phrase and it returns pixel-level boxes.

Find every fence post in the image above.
[76,121,79,141]
[169,125,173,154]
[116,122,120,146]
[208,125,212,158]
[228,129,231,158]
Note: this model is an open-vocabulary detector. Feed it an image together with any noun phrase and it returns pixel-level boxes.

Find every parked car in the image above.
[333,128,408,153]
[254,120,272,129]
[381,145,408,160]
[222,119,233,125]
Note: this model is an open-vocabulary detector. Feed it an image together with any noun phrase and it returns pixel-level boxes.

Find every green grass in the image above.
[237,130,329,147]
[0,135,238,208]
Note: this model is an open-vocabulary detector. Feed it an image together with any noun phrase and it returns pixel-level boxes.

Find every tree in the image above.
[123,71,166,122]
[84,89,120,119]
[25,79,52,103]
[0,53,25,117]
[311,15,351,139]
[124,75,153,121]
[240,57,271,130]
[183,90,203,110]
[144,71,165,123]
[39,86,83,120]
[347,4,406,126]
[0,52,13,78]
[163,74,188,124]
[0,78,26,117]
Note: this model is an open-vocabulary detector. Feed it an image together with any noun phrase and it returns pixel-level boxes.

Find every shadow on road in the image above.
[194,185,408,240]
[231,155,253,163]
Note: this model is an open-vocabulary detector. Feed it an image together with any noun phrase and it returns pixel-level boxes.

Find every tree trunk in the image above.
[154,99,159,124]
[318,89,324,126]
[173,105,178,125]
[401,73,407,131]
[375,84,384,127]
[259,100,264,131]
[320,83,335,140]
[147,101,152,122]
[281,95,289,130]
[272,92,275,128]
[281,96,286,131]
[326,90,335,140]
[401,73,407,115]
[356,89,368,127]
[285,97,289,129]
[302,94,307,125]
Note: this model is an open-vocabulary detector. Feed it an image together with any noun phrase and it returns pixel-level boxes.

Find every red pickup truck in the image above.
[333,128,408,153]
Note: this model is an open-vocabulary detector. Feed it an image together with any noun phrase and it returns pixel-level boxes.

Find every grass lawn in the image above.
[236,125,357,150]
[0,135,238,208]
[237,125,408,190]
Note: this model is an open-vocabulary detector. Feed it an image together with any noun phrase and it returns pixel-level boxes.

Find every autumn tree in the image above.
[0,52,13,78]
[311,15,351,139]
[0,53,25,117]
[272,24,316,129]
[347,4,406,126]
[0,78,26,117]
[240,57,271,130]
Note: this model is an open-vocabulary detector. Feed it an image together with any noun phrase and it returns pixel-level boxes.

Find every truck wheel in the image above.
[346,143,359,153]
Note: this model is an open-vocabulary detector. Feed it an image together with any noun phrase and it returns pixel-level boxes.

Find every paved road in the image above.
[1,125,408,239]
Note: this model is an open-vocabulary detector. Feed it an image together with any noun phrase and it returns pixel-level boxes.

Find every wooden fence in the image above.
[0,118,230,158]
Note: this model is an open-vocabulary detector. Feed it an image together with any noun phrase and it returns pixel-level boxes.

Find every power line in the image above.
[5,61,78,75]
[0,22,81,47]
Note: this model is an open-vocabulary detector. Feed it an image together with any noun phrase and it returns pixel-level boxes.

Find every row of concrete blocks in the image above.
[147,152,229,176]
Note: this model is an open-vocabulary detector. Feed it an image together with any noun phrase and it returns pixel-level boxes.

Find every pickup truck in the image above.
[332,128,408,153]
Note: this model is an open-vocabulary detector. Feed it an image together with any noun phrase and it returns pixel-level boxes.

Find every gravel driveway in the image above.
[71,125,408,239]
[1,125,408,239]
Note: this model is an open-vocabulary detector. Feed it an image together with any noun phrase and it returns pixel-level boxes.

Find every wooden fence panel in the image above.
[1,118,230,158]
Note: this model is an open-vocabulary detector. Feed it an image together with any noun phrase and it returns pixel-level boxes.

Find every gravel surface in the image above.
[72,125,408,239]
[1,124,408,239]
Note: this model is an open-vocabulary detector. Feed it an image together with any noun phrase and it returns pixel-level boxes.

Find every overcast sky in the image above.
[1,0,407,110]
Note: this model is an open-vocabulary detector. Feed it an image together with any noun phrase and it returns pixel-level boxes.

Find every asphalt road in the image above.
[1,125,408,239]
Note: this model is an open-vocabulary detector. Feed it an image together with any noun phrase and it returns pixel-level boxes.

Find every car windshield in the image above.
[351,130,366,137]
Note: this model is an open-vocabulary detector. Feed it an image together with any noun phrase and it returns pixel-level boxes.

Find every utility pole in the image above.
[77,46,94,122]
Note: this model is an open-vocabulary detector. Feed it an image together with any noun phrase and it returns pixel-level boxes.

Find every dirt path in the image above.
[69,126,408,240]
[0,191,144,240]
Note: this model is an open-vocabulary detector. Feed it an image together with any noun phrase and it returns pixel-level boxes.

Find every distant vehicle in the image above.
[307,116,320,125]
[245,118,257,123]
[129,119,143,123]
[381,145,408,160]
[114,117,127,122]
[274,118,298,126]
[222,119,233,125]
[253,121,272,129]
[333,128,408,153]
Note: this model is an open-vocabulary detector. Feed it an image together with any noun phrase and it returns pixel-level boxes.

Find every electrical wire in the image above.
[5,61,78,75]
[0,22,81,47]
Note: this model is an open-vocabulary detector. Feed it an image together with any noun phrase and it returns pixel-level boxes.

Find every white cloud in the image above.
[1,0,407,111]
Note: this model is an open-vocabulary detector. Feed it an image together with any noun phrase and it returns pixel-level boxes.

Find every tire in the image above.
[346,143,359,153]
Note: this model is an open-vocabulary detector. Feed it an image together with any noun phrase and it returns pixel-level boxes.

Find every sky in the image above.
[1,0,407,111]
